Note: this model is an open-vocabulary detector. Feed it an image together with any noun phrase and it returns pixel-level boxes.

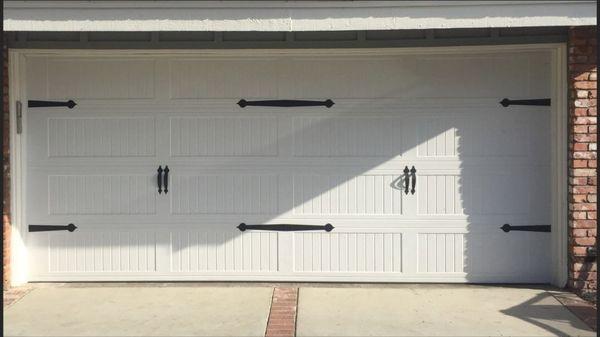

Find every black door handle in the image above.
[403,166,410,195]
[163,166,169,194]
[410,166,417,195]
[157,166,163,194]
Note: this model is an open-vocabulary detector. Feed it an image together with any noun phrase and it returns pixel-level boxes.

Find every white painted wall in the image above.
[4,1,596,32]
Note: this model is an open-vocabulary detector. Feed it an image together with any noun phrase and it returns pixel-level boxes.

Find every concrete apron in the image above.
[4,286,273,337]
[4,284,596,337]
[296,285,595,337]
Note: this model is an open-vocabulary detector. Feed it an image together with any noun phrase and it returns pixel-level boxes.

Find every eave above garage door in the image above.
[4,27,569,49]
[3,0,596,32]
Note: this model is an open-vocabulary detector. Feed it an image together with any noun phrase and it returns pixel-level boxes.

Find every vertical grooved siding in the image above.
[568,26,597,299]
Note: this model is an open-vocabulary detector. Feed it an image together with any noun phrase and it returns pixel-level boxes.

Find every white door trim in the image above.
[550,44,569,287]
[8,44,568,286]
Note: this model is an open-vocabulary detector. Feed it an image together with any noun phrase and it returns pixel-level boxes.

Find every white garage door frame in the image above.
[7,44,568,286]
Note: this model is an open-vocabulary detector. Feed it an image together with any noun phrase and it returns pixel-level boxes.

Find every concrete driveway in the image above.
[4,284,596,337]
[296,285,595,337]
[4,285,273,337]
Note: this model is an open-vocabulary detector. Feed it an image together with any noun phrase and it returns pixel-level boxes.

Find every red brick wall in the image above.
[568,26,597,299]
[2,41,10,288]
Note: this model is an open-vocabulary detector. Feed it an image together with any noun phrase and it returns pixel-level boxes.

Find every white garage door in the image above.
[25,50,552,282]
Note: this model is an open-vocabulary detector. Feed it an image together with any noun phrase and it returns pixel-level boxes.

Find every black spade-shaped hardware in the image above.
[238,99,334,108]
[28,100,77,109]
[237,223,334,232]
[29,223,77,232]
[499,98,551,107]
[501,224,551,233]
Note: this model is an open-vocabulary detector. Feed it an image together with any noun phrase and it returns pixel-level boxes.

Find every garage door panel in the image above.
[413,53,550,98]
[292,116,404,158]
[479,174,529,216]
[273,53,548,99]
[417,174,463,215]
[171,230,278,273]
[417,233,464,273]
[29,230,158,275]
[28,168,159,221]
[282,58,411,98]
[527,54,553,97]
[48,175,157,216]
[28,110,159,164]
[416,111,540,159]
[417,169,539,217]
[167,52,550,101]
[170,174,279,215]
[417,119,459,158]
[47,117,156,158]
[169,116,278,157]
[25,57,48,99]
[473,113,533,158]
[464,232,551,282]
[45,58,156,100]
[170,59,279,99]
[25,52,552,283]
[26,57,156,100]
[293,232,402,273]
[292,174,404,215]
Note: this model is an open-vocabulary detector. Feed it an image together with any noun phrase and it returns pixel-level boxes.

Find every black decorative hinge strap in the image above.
[29,224,77,232]
[238,99,334,108]
[28,100,77,109]
[499,98,551,107]
[237,223,334,232]
[501,224,551,232]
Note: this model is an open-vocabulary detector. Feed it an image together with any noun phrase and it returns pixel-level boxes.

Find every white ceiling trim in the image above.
[4,1,596,32]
